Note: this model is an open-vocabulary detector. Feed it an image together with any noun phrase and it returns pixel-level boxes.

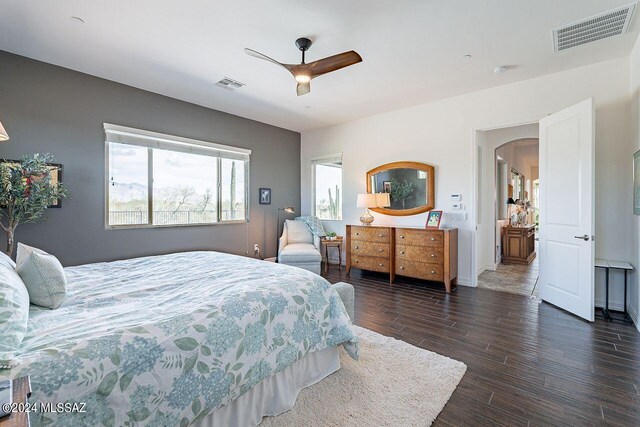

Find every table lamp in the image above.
[375,193,391,209]
[357,193,390,226]
[0,121,9,142]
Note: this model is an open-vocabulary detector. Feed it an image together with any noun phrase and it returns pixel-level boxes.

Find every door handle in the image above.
[574,234,590,241]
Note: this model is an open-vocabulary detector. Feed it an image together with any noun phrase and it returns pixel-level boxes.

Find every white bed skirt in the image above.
[195,346,340,427]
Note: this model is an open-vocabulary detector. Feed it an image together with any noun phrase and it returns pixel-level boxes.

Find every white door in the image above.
[539,98,595,321]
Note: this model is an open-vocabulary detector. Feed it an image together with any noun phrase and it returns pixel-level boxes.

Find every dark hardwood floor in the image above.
[322,267,640,426]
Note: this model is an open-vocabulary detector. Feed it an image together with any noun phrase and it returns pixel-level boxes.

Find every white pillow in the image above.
[16,243,67,309]
[0,252,15,269]
[286,220,313,244]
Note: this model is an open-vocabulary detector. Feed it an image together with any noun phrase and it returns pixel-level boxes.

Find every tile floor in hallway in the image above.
[478,256,539,297]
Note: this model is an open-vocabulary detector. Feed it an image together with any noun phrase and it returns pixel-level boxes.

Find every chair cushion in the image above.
[279,243,322,263]
[0,263,29,368]
[16,243,67,309]
[285,220,313,244]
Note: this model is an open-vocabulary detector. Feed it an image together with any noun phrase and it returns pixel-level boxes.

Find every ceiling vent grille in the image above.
[215,77,245,91]
[553,3,636,52]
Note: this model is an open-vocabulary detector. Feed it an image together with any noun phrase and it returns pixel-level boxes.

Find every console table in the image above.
[502,225,536,264]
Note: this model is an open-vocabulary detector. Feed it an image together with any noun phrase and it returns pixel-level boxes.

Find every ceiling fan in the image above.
[244,38,362,96]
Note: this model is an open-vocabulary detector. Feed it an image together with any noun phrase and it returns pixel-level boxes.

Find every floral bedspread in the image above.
[0,251,358,426]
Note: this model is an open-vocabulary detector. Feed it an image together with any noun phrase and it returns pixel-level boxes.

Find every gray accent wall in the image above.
[0,51,300,266]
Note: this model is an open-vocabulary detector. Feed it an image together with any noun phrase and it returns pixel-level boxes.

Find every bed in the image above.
[0,251,359,426]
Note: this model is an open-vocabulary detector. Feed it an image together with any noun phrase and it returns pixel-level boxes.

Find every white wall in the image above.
[630,35,640,331]
[302,56,632,292]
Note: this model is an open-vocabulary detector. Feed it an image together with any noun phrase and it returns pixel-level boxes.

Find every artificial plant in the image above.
[0,153,68,256]
[390,178,414,209]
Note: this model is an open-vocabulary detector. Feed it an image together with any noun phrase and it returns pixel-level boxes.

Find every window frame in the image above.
[104,124,250,230]
[311,153,343,221]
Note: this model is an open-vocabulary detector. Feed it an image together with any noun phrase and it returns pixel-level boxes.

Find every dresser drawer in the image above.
[395,229,442,247]
[351,255,390,273]
[395,260,444,281]
[351,227,391,243]
[396,244,443,264]
[351,241,391,257]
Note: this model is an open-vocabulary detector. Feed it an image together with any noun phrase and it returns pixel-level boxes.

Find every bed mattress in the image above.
[0,251,358,426]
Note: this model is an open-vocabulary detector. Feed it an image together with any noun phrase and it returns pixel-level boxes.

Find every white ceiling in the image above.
[1,0,639,132]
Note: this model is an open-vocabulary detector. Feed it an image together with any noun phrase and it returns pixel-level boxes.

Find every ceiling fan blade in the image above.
[307,51,362,78]
[296,81,311,96]
[244,48,288,69]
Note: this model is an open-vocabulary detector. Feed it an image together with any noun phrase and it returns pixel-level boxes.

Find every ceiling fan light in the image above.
[295,74,311,83]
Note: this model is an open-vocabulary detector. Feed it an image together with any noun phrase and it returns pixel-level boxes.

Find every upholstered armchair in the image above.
[278,220,322,275]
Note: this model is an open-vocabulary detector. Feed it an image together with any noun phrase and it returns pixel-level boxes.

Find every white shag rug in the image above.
[262,326,467,427]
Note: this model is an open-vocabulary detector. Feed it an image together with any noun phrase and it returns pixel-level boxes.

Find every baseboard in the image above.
[594,298,625,312]
[457,276,473,287]
[326,256,344,265]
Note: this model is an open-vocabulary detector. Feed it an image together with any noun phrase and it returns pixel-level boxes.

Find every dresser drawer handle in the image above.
[378,249,383,252]
[430,237,435,241]
[400,266,404,270]
[431,270,435,274]
[355,246,359,249]
[379,263,383,267]
[356,232,359,236]
[400,235,405,239]
[379,234,384,237]
[400,251,405,254]
[431,254,435,257]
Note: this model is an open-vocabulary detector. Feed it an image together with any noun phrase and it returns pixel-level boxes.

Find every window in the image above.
[312,154,342,220]
[105,124,250,228]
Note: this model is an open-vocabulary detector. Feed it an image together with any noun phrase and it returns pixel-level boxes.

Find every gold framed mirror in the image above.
[366,161,435,216]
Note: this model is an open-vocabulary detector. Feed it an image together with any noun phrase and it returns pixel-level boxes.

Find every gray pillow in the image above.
[0,263,29,368]
[16,243,67,309]
[285,220,313,244]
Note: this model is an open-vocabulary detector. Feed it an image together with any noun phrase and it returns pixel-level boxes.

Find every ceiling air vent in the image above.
[215,77,245,91]
[552,3,636,52]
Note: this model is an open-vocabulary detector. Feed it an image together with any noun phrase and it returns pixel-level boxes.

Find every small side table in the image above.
[595,259,610,320]
[594,259,634,324]
[322,238,343,273]
[0,376,31,427]
[607,261,634,324]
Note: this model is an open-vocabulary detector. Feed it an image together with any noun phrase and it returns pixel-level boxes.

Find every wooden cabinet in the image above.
[501,225,536,264]
[346,225,458,293]
[347,225,393,283]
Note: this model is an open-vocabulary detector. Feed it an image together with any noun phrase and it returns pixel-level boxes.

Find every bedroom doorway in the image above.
[473,99,595,322]
[484,138,539,297]
[476,125,540,298]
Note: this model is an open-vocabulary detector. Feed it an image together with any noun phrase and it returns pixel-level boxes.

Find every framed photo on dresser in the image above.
[426,210,442,228]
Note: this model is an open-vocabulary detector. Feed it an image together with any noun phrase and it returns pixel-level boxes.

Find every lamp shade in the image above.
[282,206,295,213]
[0,122,8,142]
[375,192,391,207]
[506,198,516,205]
[356,193,377,208]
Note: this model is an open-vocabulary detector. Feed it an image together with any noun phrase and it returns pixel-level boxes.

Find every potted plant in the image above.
[326,231,337,241]
[0,153,68,256]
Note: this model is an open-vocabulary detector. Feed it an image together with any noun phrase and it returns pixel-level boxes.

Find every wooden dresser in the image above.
[501,225,536,264]
[346,225,458,293]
